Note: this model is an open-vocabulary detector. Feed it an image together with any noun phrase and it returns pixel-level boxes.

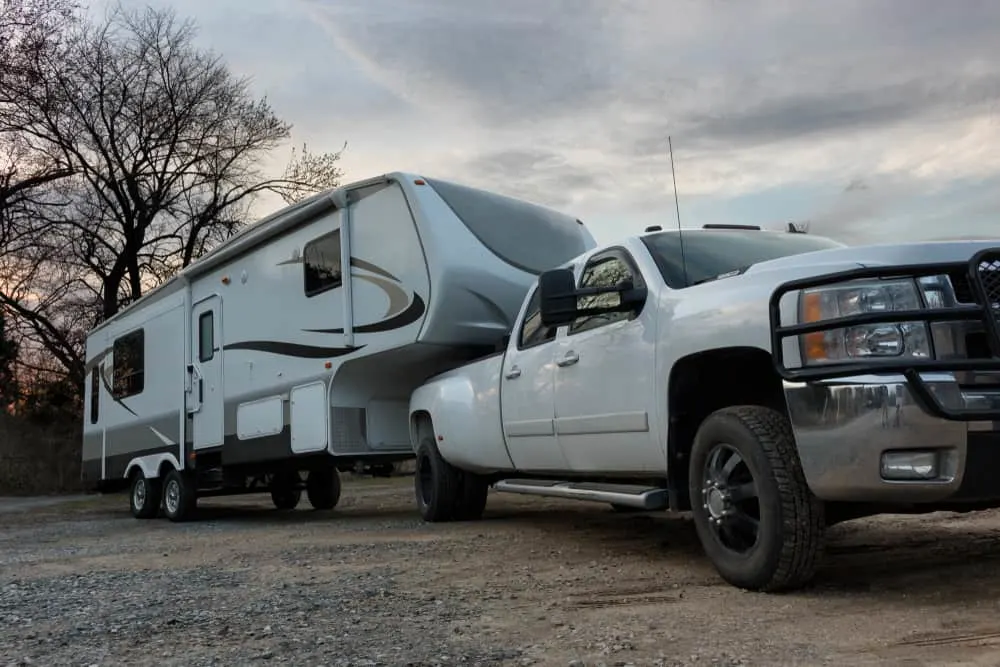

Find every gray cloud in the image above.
[675,74,1000,149]
[103,0,1000,244]
[457,148,602,210]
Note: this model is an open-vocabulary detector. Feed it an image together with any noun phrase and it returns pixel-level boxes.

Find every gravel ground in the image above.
[4,477,1000,666]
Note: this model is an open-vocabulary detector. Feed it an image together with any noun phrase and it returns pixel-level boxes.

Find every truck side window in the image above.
[303,229,342,297]
[570,255,637,335]
[518,287,557,349]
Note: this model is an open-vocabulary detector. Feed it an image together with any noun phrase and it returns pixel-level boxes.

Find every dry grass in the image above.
[0,413,82,495]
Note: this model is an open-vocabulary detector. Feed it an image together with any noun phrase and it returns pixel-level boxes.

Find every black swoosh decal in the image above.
[305,293,425,334]
[223,341,364,358]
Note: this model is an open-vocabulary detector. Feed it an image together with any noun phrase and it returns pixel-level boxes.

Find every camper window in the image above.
[89,368,99,424]
[303,230,343,297]
[198,311,214,362]
[112,329,144,399]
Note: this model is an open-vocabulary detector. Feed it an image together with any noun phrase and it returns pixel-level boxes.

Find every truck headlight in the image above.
[798,279,931,365]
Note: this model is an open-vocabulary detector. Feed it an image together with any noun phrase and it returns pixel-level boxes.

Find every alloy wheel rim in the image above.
[133,479,146,509]
[701,443,761,554]
[165,479,180,514]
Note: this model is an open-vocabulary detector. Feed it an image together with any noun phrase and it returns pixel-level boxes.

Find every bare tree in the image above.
[0,0,79,243]
[0,310,18,408]
[0,2,345,389]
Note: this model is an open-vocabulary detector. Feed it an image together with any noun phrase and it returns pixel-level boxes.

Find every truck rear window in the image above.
[425,178,593,274]
[641,229,844,288]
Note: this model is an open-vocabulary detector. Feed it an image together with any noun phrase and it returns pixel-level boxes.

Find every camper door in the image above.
[189,295,224,449]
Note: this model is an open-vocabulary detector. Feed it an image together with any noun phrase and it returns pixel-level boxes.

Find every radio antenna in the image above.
[668,135,690,286]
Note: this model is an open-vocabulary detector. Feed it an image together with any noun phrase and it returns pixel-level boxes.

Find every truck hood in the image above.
[743,239,1000,278]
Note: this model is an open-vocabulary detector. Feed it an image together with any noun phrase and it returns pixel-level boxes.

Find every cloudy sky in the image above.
[97,0,1000,246]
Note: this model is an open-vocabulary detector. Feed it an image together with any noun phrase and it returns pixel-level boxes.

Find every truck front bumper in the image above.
[771,248,1000,505]
[783,373,1000,503]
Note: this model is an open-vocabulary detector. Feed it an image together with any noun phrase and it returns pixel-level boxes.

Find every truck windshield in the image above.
[640,229,845,289]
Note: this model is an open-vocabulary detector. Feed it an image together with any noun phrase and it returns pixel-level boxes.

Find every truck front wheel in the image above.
[688,405,825,592]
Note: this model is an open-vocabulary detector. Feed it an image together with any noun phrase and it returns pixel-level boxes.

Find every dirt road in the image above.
[3,476,1000,666]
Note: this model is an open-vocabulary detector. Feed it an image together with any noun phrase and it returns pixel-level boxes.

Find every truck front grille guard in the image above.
[767,249,1000,421]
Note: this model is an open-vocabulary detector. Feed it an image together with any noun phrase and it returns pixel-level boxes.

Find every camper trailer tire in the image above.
[161,468,198,522]
[270,471,302,510]
[129,470,161,519]
[306,467,341,510]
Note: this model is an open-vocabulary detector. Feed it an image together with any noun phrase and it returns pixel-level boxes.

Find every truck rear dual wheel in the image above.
[415,436,488,522]
[688,405,825,592]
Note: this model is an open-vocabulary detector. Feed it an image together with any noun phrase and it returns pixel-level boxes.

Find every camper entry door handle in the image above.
[199,378,204,402]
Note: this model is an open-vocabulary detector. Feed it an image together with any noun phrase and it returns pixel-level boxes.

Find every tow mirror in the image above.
[539,268,579,328]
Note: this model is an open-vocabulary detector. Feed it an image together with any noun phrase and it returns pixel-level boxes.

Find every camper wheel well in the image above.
[158,459,178,478]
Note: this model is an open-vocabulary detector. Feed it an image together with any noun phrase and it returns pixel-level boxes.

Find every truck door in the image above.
[189,294,224,449]
[551,249,663,472]
[499,285,571,471]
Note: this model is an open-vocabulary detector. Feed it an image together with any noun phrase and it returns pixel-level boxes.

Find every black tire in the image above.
[129,470,161,519]
[452,470,489,521]
[414,436,461,522]
[271,471,302,511]
[161,468,198,522]
[688,405,825,592]
[306,467,341,510]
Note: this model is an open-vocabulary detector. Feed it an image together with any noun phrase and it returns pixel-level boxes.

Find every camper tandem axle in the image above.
[81,172,597,521]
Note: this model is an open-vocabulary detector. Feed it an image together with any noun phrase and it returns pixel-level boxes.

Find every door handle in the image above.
[505,366,522,380]
[556,351,580,367]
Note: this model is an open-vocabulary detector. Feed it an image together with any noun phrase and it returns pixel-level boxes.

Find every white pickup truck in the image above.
[407,224,1000,592]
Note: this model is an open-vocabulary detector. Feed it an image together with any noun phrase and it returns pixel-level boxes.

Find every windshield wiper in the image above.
[689,265,750,287]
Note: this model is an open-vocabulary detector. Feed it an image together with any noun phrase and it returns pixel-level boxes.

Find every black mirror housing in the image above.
[538,268,578,328]
[538,267,649,329]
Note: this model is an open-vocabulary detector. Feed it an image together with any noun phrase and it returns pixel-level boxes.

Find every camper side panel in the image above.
[82,292,186,483]
[402,178,596,349]
[189,180,430,466]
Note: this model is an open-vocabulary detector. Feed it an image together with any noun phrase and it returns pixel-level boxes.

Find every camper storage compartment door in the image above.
[290,381,329,454]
